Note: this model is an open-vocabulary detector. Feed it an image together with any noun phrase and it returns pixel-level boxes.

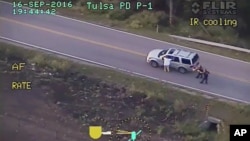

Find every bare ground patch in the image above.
[0,73,90,141]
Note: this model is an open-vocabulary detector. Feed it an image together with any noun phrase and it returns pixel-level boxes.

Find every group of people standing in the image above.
[160,55,210,84]
[192,65,210,84]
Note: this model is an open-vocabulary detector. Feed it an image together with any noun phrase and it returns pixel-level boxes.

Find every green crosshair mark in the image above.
[129,130,142,141]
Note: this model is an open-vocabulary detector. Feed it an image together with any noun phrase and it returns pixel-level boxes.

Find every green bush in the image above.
[29,54,49,67]
[128,10,167,28]
[0,47,7,61]
[156,125,164,135]
[174,21,203,36]
[106,9,132,20]
[174,22,246,47]
[206,26,238,44]
[129,20,143,28]
[173,99,186,113]
[48,59,73,74]
[206,26,236,37]
[4,48,27,62]
[185,132,215,141]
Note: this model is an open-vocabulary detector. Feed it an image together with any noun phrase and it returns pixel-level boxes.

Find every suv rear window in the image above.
[168,49,175,54]
[182,58,191,65]
[192,54,199,64]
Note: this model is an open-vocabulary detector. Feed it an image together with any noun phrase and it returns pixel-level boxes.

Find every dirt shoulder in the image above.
[0,73,89,141]
[0,70,170,141]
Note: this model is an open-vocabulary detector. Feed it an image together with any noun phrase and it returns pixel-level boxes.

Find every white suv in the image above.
[146,48,200,73]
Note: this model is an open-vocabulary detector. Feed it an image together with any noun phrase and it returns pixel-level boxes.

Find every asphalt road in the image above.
[0,1,250,103]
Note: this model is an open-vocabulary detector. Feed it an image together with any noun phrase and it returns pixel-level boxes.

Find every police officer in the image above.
[200,69,209,84]
[195,65,203,79]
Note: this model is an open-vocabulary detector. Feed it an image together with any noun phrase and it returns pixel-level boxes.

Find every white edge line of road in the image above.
[1,0,250,65]
[1,36,249,105]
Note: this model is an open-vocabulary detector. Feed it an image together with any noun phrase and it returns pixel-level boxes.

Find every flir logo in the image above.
[192,1,237,15]
[230,125,250,141]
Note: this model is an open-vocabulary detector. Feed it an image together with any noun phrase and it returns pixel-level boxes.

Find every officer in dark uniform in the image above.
[200,69,209,84]
[195,65,203,79]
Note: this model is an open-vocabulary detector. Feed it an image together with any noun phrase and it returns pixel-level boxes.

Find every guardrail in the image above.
[169,35,250,53]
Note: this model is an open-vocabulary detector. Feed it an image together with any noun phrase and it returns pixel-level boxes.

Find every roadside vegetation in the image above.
[67,0,250,49]
[1,42,250,141]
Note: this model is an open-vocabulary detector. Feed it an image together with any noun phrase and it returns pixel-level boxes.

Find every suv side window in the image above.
[172,57,180,62]
[181,58,191,65]
[166,55,173,60]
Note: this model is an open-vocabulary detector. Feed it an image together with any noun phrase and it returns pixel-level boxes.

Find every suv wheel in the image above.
[150,61,158,68]
[178,67,187,74]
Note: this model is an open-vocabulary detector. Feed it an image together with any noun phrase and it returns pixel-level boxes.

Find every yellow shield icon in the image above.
[89,126,102,139]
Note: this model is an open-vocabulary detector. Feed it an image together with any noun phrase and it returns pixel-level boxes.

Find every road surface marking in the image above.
[0,17,145,57]
[1,0,249,65]
[1,36,249,104]
[0,16,249,84]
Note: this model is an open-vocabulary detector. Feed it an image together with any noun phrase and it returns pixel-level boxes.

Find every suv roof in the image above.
[167,48,196,59]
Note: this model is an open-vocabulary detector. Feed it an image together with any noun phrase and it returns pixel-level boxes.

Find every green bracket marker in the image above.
[129,130,142,141]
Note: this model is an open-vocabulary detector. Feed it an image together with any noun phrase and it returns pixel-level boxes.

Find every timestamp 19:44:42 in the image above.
[13,8,56,15]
